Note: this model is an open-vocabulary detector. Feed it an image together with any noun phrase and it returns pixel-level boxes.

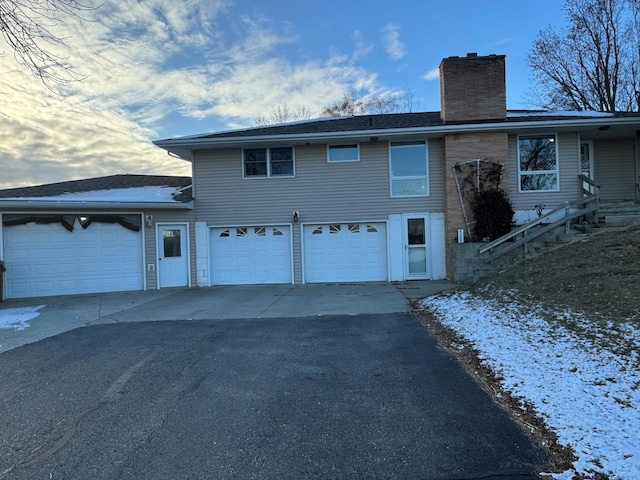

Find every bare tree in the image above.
[528,0,640,112]
[255,88,416,126]
[321,89,414,117]
[255,105,314,126]
[0,0,97,88]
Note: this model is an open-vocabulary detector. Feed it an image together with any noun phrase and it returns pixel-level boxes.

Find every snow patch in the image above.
[421,291,640,480]
[0,305,45,330]
[2,186,182,203]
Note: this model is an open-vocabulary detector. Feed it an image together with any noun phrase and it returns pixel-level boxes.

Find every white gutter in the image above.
[0,200,194,210]
[153,116,640,150]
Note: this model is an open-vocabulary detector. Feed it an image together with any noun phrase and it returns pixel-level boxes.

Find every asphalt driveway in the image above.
[0,283,548,479]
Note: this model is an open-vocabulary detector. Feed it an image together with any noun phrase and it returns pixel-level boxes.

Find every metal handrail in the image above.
[478,194,599,255]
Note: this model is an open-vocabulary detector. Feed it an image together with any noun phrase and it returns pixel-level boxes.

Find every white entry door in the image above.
[157,224,189,288]
[403,214,430,280]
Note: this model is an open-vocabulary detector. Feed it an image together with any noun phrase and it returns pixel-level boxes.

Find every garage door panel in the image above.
[304,222,387,283]
[211,226,292,285]
[3,219,143,298]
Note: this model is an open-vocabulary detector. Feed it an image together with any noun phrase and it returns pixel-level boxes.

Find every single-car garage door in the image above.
[3,218,143,299]
[210,225,292,285]
[304,222,387,283]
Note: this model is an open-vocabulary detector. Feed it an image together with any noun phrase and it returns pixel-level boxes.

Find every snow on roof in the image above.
[507,110,616,118]
[1,186,182,203]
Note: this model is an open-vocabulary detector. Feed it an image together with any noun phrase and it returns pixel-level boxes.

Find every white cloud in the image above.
[382,23,406,61]
[422,67,440,81]
[0,0,386,189]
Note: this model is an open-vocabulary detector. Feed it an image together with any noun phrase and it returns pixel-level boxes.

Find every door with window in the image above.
[580,141,595,194]
[403,214,430,280]
[157,224,189,288]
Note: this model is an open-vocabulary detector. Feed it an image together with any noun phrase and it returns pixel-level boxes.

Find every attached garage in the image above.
[3,217,143,299]
[303,222,388,283]
[210,225,292,285]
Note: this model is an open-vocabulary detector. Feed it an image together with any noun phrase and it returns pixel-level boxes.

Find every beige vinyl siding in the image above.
[509,132,581,213]
[144,209,196,290]
[593,138,637,202]
[193,140,443,224]
[193,140,444,284]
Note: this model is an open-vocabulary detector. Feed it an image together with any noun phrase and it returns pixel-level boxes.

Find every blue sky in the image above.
[0,0,568,188]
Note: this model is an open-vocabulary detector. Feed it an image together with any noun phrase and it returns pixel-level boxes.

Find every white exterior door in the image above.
[403,214,430,280]
[157,224,189,288]
[3,218,143,298]
[303,222,387,283]
[210,225,292,285]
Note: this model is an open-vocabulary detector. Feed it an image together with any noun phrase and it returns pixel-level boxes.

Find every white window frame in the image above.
[327,144,360,163]
[389,141,429,198]
[242,147,295,179]
[517,134,560,193]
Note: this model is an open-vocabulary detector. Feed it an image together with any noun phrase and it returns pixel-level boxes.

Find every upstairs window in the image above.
[389,142,428,197]
[518,135,559,192]
[243,147,294,178]
[328,144,359,162]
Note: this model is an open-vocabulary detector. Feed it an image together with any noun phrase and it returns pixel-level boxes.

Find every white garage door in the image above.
[3,219,143,299]
[210,225,292,285]
[304,222,387,283]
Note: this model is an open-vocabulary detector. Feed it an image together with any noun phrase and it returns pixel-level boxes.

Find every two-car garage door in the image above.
[3,219,143,299]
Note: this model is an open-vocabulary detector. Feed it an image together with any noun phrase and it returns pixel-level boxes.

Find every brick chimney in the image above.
[439,53,506,124]
[439,54,509,280]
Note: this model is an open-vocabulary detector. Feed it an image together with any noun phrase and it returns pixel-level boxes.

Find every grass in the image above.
[471,222,640,365]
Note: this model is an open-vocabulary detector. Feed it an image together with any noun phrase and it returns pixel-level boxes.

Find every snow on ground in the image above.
[0,305,45,330]
[421,291,640,480]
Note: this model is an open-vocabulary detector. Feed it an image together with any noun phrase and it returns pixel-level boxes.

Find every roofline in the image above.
[0,200,194,210]
[153,115,640,153]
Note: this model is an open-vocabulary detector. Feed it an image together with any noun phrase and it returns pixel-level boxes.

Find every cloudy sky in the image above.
[0,0,567,189]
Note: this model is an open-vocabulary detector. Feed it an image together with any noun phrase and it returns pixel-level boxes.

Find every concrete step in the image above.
[603,214,640,224]
[598,202,640,225]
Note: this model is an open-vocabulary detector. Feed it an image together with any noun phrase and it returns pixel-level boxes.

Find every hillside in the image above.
[419,222,640,479]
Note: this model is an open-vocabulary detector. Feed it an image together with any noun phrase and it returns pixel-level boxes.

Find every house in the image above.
[0,175,194,299]
[2,53,640,299]
[154,53,640,287]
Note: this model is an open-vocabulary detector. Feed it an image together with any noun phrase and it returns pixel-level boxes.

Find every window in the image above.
[163,229,182,257]
[518,135,559,192]
[243,147,294,178]
[390,142,428,197]
[328,144,359,162]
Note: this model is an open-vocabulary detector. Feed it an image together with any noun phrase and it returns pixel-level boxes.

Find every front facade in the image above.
[189,138,447,286]
[2,53,640,298]
[155,54,640,288]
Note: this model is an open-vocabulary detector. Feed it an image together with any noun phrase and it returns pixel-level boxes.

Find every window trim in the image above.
[327,144,360,163]
[517,134,560,193]
[389,141,429,198]
[242,146,295,179]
